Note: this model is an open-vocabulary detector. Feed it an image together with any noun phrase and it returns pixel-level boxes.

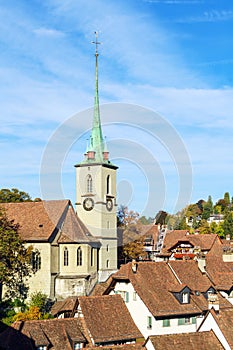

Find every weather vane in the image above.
[92,31,101,56]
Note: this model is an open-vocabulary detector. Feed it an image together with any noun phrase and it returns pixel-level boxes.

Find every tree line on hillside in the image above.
[166,192,233,238]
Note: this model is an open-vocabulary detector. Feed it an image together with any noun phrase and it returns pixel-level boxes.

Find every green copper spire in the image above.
[90,31,104,162]
[81,31,112,165]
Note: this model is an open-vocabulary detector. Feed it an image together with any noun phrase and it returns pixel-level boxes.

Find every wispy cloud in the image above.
[143,0,203,3]
[176,10,233,23]
[33,27,65,38]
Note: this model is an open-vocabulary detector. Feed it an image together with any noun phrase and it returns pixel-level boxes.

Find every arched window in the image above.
[106,175,110,194]
[87,174,92,193]
[64,247,69,266]
[77,247,82,266]
[106,259,109,268]
[31,251,41,271]
[106,244,109,252]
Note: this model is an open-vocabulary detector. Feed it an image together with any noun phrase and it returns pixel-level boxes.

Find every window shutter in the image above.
[178,318,185,325]
[192,317,196,324]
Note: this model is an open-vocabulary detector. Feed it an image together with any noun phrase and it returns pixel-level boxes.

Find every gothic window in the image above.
[64,247,69,266]
[87,174,92,193]
[106,175,110,194]
[31,251,41,271]
[77,247,82,266]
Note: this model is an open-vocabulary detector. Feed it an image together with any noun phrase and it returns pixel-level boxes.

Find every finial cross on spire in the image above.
[92,31,101,56]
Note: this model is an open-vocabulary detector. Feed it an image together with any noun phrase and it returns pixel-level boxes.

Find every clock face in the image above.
[83,198,94,211]
[106,199,113,211]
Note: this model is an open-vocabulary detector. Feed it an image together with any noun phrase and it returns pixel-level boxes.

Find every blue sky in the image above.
[1,0,233,217]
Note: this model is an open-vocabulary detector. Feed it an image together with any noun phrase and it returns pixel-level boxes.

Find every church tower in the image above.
[75,32,118,282]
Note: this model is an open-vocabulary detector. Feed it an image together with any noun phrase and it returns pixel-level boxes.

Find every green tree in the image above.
[0,188,32,202]
[224,192,230,205]
[29,291,50,314]
[202,195,213,220]
[0,208,32,301]
[223,211,233,239]
[198,219,210,234]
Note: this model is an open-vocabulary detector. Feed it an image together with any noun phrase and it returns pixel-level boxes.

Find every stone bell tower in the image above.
[75,32,118,281]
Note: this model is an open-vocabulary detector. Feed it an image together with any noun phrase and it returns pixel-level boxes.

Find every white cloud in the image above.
[33,27,65,38]
[176,10,233,23]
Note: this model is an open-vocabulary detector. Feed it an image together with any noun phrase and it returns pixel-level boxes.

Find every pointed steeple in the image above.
[82,31,111,164]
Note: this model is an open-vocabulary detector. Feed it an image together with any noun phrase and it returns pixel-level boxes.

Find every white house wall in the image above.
[111,281,198,338]
[198,312,231,350]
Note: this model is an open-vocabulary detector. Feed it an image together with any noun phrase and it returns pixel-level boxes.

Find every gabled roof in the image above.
[78,294,143,344]
[112,262,204,317]
[57,204,99,244]
[160,231,219,256]
[51,296,79,317]
[0,200,99,244]
[112,261,231,317]
[0,318,87,350]
[0,200,69,241]
[148,331,224,350]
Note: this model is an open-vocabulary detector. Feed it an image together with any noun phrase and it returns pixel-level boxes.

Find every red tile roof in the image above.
[207,308,233,348]
[0,318,87,350]
[148,330,224,349]
[78,294,143,344]
[160,231,219,256]
[113,262,204,317]
[0,200,98,244]
[112,261,231,317]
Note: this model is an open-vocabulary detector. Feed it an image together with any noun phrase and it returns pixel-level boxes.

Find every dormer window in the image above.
[172,287,190,304]
[37,346,47,350]
[74,343,83,350]
[182,292,189,304]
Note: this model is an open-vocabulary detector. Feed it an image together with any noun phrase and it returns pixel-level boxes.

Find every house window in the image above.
[106,259,109,268]
[162,319,170,327]
[192,317,196,324]
[182,292,189,303]
[87,174,92,193]
[64,247,69,266]
[74,343,83,350]
[118,291,129,303]
[178,317,193,326]
[77,247,82,266]
[31,251,41,271]
[147,316,152,329]
[106,245,109,252]
[133,292,137,301]
[37,346,47,350]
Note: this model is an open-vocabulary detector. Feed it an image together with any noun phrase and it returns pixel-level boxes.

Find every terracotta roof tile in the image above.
[160,231,219,256]
[113,261,232,317]
[208,308,233,348]
[0,200,99,244]
[78,294,143,344]
[57,205,99,244]
[148,330,224,349]
[51,296,79,317]
[113,262,203,317]
[0,200,69,241]
[0,318,87,349]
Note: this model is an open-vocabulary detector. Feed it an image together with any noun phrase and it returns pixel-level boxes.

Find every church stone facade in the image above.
[1,39,118,299]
